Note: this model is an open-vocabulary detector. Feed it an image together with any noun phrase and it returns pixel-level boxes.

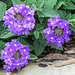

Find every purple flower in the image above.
[43,15,71,47]
[3,4,35,36]
[1,39,30,72]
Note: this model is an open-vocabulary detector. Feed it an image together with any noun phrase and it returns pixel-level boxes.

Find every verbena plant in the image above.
[0,0,75,72]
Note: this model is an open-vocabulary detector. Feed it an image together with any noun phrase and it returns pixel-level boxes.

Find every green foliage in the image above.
[33,39,45,56]
[0,1,7,21]
[0,27,16,39]
[62,2,75,10]
[17,37,34,52]
[0,22,4,35]
[36,23,46,31]
[48,43,63,50]
[39,34,63,50]
[54,0,66,9]
[34,31,39,39]
[11,0,23,5]
[71,0,75,3]
[5,0,12,8]
[0,40,5,57]
[29,53,38,60]
[0,0,75,59]
[65,14,75,32]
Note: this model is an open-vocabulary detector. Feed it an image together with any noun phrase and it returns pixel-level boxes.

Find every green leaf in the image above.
[57,10,66,19]
[0,40,5,52]
[29,53,38,60]
[0,1,7,21]
[69,22,75,32]
[17,37,34,51]
[20,35,28,38]
[71,0,75,3]
[0,28,16,39]
[37,10,57,17]
[36,23,46,31]
[11,0,23,5]
[69,19,75,22]
[24,0,37,9]
[0,40,5,57]
[0,22,4,35]
[48,43,63,50]
[33,39,45,56]
[43,0,57,10]
[37,0,57,17]
[36,0,45,8]
[39,34,47,46]
[38,17,44,23]
[54,0,66,9]
[34,31,39,39]
[5,0,12,8]
[65,13,72,20]
[62,2,75,10]
[17,37,29,45]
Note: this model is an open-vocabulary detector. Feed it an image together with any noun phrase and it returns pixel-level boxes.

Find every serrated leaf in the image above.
[65,13,72,20]
[17,37,34,51]
[0,1,7,21]
[0,22,4,35]
[0,28,16,39]
[71,0,75,3]
[62,2,75,10]
[69,22,75,32]
[17,37,29,45]
[5,0,12,8]
[39,34,47,46]
[11,0,23,5]
[38,17,44,23]
[48,43,63,50]
[37,10,57,17]
[33,39,45,56]
[43,0,57,10]
[57,10,66,19]
[34,31,39,39]
[54,0,66,9]
[0,41,5,58]
[29,53,38,60]
[36,23,46,31]
[24,0,37,9]
[36,0,45,8]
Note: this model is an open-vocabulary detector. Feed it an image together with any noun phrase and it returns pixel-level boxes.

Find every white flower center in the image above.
[67,31,68,33]
[14,44,17,46]
[5,52,7,55]
[20,7,22,9]
[8,67,10,68]
[26,56,28,59]
[51,22,54,25]
[58,41,61,43]
[10,21,13,24]
[10,49,12,51]
[28,12,31,14]
[51,37,53,39]
[17,64,19,66]
[24,49,26,52]
[47,31,49,34]
[28,17,30,20]
[8,59,10,61]
[60,23,62,24]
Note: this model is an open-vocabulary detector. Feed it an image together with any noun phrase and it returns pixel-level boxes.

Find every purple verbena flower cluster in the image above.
[3,4,35,36]
[1,39,30,72]
[43,15,71,47]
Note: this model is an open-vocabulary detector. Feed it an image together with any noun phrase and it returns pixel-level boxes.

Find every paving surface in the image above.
[0,60,75,75]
